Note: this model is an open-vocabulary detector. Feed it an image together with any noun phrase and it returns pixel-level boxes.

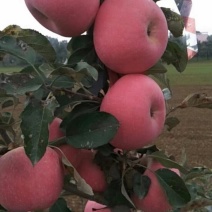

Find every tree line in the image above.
[194,35,212,60]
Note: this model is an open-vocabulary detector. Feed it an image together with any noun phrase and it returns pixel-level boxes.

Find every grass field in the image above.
[166,60,212,85]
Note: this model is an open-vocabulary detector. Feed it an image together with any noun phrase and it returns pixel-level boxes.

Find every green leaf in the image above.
[61,101,100,130]
[146,61,168,74]
[16,77,43,95]
[162,40,188,72]
[151,73,171,90]
[148,151,188,174]
[75,62,98,81]
[133,173,151,199]
[156,168,191,207]
[3,25,57,62]
[0,112,14,125]
[67,35,93,53]
[161,7,184,37]
[0,89,19,109]
[0,36,36,64]
[66,111,119,149]
[104,180,132,208]
[0,205,6,211]
[165,117,180,131]
[51,62,98,87]
[68,47,96,65]
[49,198,72,212]
[67,35,96,65]
[20,98,59,165]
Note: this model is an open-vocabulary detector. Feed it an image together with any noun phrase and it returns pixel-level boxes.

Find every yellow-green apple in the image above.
[76,150,107,193]
[24,0,100,37]
[100,74,166,150]
[131,160,180,212]
[94,0,168,74]
[0,147,64,211]
[84,200,110,212]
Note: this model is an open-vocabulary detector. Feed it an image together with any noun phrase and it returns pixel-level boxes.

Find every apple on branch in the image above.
[49,117,81,168]
[100,74,166,150]
[94,0,168,74]
[131,160,180,212]
[76,150,107,193]
[0,147,64,211]
[24,0,100,37]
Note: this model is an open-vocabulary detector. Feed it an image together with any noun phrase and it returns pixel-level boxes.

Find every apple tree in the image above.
[0,0,212,211]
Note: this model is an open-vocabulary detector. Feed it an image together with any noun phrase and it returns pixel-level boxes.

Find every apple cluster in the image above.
[0,118,107,211]
[0,0,177,211]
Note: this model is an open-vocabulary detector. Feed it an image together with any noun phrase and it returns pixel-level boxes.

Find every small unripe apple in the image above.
[76,150,107,193]
[0,147,64,211]
[131,160,180,212]
[100,74,166,150]
[24,0,100,37]
[94,0,168,74]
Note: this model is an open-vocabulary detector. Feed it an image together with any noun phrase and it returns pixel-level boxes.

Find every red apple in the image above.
[131,160,180,212]
[84,200,111,212]
[94,0,168,74]
[100,74,166,150]
[0,147,64,211]
[49,117,65,142]
[24,0,100,37]
[49,117,81,168]
[76,150,107,193]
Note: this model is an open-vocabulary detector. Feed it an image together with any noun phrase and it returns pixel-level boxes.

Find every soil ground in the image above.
[157,84,212,169]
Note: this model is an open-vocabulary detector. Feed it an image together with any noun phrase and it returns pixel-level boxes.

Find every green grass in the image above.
[166,60,212,85]
[0,66,23,74]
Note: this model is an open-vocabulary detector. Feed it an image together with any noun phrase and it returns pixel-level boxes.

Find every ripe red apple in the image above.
[24,0,100,37]
[0,147,64,211]
[84,200,110,212]
[131,160,180,212]
[100,74,166,150]
[49,117,65,142]
[94,0,168,74]
[49,117,81,168]
[76,150,107,193]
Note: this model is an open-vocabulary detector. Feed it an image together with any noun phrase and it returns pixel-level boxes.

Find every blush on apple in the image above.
[94,0,168,74]
[100,74,166,150]
[24,0,100,37]
[0,147,64,211]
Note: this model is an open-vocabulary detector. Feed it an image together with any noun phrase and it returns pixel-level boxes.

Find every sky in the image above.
[0,0,212,42]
